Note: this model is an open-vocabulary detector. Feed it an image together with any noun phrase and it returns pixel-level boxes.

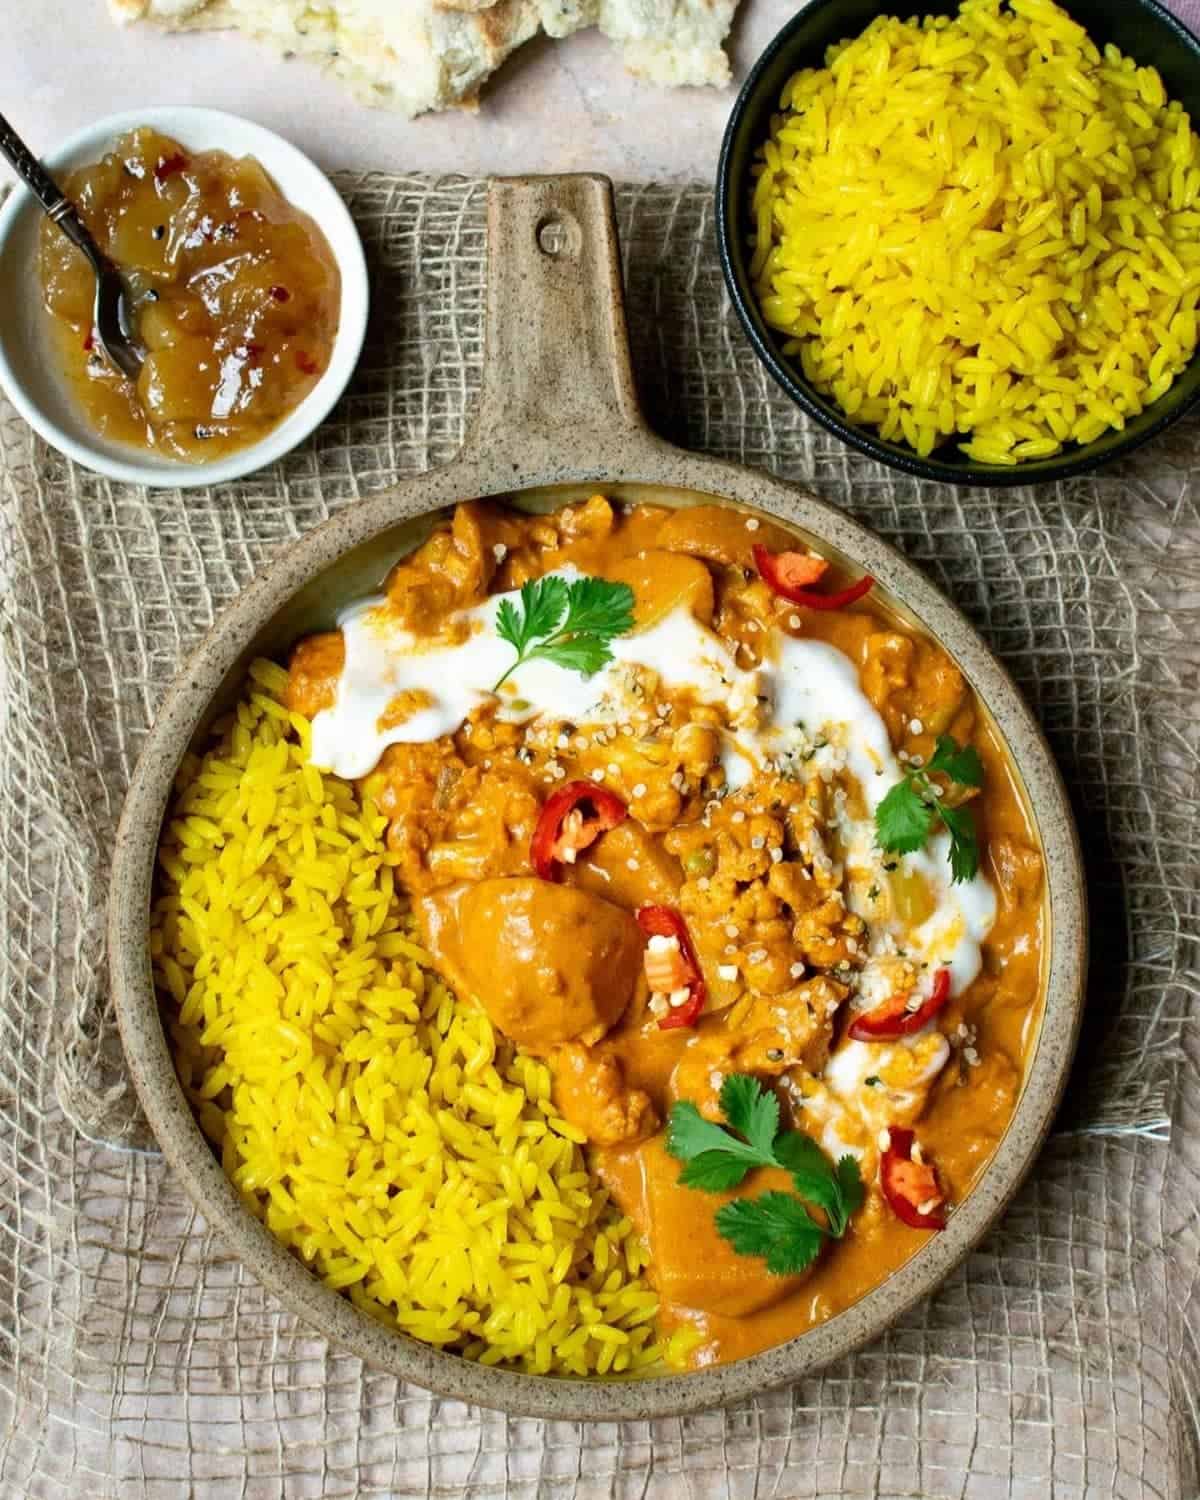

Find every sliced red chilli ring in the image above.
[753,544,875,611]
[752,544,828,594]
[879,1126,946,1230]
[848,968,951,1042]
[531,780,627,882]
[636,904,707,1030]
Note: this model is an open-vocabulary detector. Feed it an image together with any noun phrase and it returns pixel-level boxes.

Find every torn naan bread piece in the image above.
[108,0,544,116]
[591,0,739,88]
[109,0,741,116]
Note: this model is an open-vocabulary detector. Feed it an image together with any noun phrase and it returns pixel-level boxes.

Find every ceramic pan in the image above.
[109,175,1087,1421]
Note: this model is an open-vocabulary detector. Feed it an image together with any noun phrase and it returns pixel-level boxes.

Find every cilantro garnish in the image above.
[874,733,984,884]
[927,735,985,786]
[493,575,635,691]
[666,1075,864,1276]
[715,1192,825,1276]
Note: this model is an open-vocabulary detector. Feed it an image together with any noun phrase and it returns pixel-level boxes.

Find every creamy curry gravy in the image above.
[287,497,1045,1370]
[38,128,340,461]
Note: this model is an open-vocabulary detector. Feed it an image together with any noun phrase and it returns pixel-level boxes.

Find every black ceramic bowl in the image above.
[717,0,1200,486]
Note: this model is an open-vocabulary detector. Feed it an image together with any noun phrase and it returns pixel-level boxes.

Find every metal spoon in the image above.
[0,112,143,382]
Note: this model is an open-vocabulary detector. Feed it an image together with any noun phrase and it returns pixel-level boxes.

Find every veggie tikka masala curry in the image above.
[287,496,1045,1369]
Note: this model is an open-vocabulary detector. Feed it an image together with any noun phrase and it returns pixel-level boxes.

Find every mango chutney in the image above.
[38,127,341,462]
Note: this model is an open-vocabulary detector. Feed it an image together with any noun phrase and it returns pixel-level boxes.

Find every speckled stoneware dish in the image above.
[108,175,1088,1422]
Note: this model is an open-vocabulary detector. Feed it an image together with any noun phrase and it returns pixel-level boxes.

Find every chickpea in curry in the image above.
[286,496,1045,1370]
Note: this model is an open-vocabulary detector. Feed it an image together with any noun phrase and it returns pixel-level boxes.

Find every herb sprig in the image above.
[875,734,984,884]
[667,1076,864,1276]
[493,575,635,691]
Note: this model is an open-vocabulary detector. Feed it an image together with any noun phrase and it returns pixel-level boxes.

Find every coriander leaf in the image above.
[776,1140,864,1238]
[497,576,568,656]
[876,734,985,887]
[495,596,522,654]
[927,734,984,788]
[772,1129,830,1178]
[525,577,634,677]
[719,1074,779,1158]
[792,1175,846,1235]
[816,1155,866,1237]
[665,1101,766,1170]
[670,1083,864,1265]
[521,575,570,642]
[666,1082,782,1195]
[776,1132,851,1236]
[836,1154,866,1221]
[875,778,935,856]
[527,633,615,677]
[493,576,569,688]
[557,575,636,640]
[492,575,633,690]
[666,1100,731,1161]
[715,1192,825,1276]
[939,802,980,884]
[677,1150,756,1193]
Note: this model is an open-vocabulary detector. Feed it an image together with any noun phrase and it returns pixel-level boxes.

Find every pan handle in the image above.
[461,174,657,471]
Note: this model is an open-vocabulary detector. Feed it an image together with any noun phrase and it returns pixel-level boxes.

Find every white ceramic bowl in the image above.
[0,106,369,488]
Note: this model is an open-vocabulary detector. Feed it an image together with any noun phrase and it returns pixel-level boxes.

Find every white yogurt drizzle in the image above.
[309,566,995,1005]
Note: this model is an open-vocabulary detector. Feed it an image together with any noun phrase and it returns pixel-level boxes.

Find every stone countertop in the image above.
[4,2,805,184]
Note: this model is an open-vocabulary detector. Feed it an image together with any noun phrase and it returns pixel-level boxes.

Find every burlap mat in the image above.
[0,173,1195,1497]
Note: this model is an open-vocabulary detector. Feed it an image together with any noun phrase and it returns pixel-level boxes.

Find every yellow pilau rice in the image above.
[751,0,1200,463]
[152,660,674,1377]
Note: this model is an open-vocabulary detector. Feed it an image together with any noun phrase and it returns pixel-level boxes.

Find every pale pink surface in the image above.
[0,0,1196,186]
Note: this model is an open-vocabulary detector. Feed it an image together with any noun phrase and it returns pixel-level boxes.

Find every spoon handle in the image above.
[0,111,71,212]
[0,111,105,262]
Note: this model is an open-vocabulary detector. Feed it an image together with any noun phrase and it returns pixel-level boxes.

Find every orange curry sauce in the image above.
[286,497,1045,1370]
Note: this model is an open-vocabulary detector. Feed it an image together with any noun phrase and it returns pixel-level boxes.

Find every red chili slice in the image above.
[295,351,320,375]
[880,1127,946,1230]
[754,545,828,592]
[753,544,875,611]
[848,968,951,1042]
[531,781,627,882]
[636,904,707,1030]
[154,152,189,182]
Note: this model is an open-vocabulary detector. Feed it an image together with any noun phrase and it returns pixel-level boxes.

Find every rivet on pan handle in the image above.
[463,175,654,471]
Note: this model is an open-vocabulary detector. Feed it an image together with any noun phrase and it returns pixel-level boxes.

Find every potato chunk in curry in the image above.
[601,1139,815,1318]
[418,878,643,1051]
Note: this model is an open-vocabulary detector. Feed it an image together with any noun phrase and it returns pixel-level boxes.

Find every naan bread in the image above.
[591,1,739,89]
[109,0,741,117]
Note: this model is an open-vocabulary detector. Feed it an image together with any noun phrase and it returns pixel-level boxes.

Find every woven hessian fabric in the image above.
[0,175,1196,1498]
